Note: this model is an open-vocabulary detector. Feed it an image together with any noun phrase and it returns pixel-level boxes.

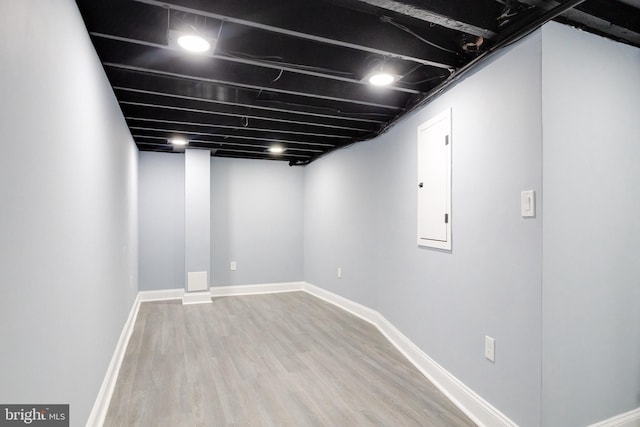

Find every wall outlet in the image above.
[337,267,342,279]
[485,336,495,362]
[230,261,237,271]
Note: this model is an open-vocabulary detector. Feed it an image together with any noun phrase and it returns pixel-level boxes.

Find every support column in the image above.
[183,149,211,304]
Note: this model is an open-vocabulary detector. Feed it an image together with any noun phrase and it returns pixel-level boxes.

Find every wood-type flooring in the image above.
[104,291,477,426]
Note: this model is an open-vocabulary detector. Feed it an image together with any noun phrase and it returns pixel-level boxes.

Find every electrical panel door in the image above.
[417,108,452,250]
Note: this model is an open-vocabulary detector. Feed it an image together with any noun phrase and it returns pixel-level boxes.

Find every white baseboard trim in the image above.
[183,290,213,305]
[300,282,517,427]
[589,407,640,427]
[85,293,142,427]
[86,288,187,426]
[88,282,640,427]
[210,281,305,297]
[207,281,516,427]
[301,282,379,323]
[138,288,184,302]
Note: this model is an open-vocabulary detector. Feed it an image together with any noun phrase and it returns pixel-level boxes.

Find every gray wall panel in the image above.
[0,1,139,424]
[304,31,544,427]
[139,155,304,288]
[541,22,640,427]
[138,152,185,291]
[211,158,304,286]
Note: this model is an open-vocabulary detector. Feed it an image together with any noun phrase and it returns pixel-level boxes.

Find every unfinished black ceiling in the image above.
[76,0,640,165]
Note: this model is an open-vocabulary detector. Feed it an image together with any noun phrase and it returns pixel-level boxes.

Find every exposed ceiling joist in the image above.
[133,0,460,69]
[133,134,329,151]
[109,75,391,124]
[517,0,640,46]
[344,0,498,39]
[113,86,388,126]
[135,135,320,151]
[381,0,589,133]
[90,32,423,95]
[75,0,640,164]
[103,62,406,111]
[125,116,356,140]
[128,124,343,146]
[119,101,374,133]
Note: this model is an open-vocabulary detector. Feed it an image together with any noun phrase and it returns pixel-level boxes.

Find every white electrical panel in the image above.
[417,108,452,250]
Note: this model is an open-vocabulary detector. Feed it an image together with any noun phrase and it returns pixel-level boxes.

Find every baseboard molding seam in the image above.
[588,407,640,427]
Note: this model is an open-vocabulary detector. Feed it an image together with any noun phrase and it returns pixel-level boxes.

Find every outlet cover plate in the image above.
[521,190,535,217]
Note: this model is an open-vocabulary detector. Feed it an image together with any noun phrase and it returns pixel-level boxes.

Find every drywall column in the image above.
[541,22,640,427]
[184,149,211,302]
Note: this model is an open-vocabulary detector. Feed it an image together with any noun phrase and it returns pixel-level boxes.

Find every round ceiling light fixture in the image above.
[169,137,188,146]
[268,145,286,154]
[368,72,396,86]
[177,34,211,53]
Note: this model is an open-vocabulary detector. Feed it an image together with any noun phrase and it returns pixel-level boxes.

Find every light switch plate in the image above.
[521,190,535,217]
[485,336,495,362]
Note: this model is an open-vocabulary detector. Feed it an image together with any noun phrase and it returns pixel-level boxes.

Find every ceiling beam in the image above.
[516,0,640,46]
[109,81,391,124]
[340,0,498,39]
[132,129,335,149]
[127,125,344,147]
[90,32,423,95]
[133,135,324,153]
[119,100,377,133]
[106,62,406,111]
[135,140,313,159]
[214,148,310,159]
[575,0,640,34]
[125,116,357,140]
[133,0,460,69]
[120,104,369,138]
[382,0,589,135]
[94,38,411,110]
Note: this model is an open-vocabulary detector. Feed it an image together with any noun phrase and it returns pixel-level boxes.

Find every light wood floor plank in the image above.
[104,291,476,426]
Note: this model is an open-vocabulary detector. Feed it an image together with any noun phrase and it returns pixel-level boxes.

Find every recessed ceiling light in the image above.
[169,137,188,146]
[368,72,396,86]
[176,34,211,53]
[269,145,286,154]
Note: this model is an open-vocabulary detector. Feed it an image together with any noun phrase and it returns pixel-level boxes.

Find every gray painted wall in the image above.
[304,31,543,427]
[138,155,304,289]
[211,158,304,285]
[138,152,185,291]
[0,1,138,425]
[541,22,640,427]
[119,20,640,427]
